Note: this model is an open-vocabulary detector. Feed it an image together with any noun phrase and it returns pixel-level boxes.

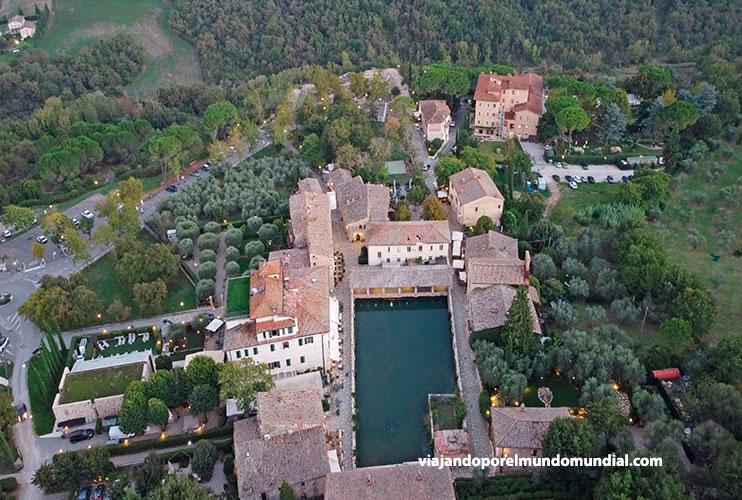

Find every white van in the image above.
[108,425,135,443]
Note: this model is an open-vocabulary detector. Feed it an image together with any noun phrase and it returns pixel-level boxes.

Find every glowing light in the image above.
[612,384,619,390]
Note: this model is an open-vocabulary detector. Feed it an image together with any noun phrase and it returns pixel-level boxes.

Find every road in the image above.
[0,132,271,498]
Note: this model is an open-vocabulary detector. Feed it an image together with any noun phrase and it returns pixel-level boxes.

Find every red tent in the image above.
[652,368,680,380]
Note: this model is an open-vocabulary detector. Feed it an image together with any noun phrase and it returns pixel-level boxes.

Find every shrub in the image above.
[552,301,578,329]
[196,279,215,302]
[567,276,590,300]
[198,261,217,280]
[540,278,566,302]
[611,297,640,323]
[246,216,263,235]
[192,440,218,481]
[0,477,17,492]
[562,257,587,277]
[197,233,220,251]
[244,240,265,260]
[479,390,491,421]
[225,228,243,248]
[155,355,172,370]
[177,238,194,257]
[176,220,200,241]
[203,221,221,234]
[249,255,265,270]
[199,249,217,263]
[226,261,241,277]
[223,246,238,262]
[531,253,557,281]
[257,223,280,245]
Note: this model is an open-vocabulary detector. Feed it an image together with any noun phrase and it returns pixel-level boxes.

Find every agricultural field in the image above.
[0,0,48,17]
[37,0,201,94]
[651,145,742,344]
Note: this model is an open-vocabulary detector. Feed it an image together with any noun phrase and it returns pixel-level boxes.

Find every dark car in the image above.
[621,175,630,182]
[69,429,94,443]
[606,175,614,183]
[627,175,633,181]
[93,484,106,500]
[587,176,595,183]
[165,185,178,193]
[582,163,589,170]
[565,175,573,182]
[16,403,28,422]
[77,486,92,500]
[552,174,560,182]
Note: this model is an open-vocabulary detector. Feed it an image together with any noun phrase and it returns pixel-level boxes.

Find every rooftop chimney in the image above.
[524,250,531,282]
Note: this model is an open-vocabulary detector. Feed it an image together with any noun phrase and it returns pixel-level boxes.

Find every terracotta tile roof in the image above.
[234,423,329,498]
[365,220,451,247]
[474,72,543,103]
[465,231,519,260]
[331,169,390,225]
[467,257,528,286]
[289,178,333,262]
[468,284,541,334]
[249,261,285,319]
[449,167,504,205]
[514,90,544,115]
[419,99,451,126]
[268,248,311,268]
[434,429,470,459]
[490,407,571,449]
[348,265,452,289]
[257,389,324,433]
[324,464,456,500]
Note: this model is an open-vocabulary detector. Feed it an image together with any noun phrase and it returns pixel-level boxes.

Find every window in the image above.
[430,245,433,251]
[300,356,305,363]
[253,347,258,355]
[418,245,422,251]
[407,246,411,252]
[386,258,390,263]
[305,337,314,345]
[387,247,390,252]
[283,341,289,349]
[268,361,281,369]
[475,206,478,212]
[236,350,241,359]
[439,245,443,250]
[286,359,291,367]
[396,247,400,253]
[396,257,400,262]
[298,338,303,346]
[377,252,381,258]
[288,326,293,334]
[270,344,275,352]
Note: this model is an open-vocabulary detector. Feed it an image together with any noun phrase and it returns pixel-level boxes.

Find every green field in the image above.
[477,141,507,162]
[651,145,742,343]
[59,363,143,403]
[550,183,621,235]
[0,0,48,16]
[38,0,201,94]
[45,175,161,212]
[27,356,56,435]
[81,233,196,323]
[226,277,251,316]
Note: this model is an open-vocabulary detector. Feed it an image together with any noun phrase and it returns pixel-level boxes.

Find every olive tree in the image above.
[197,232,220,251]
[199,249,217,263]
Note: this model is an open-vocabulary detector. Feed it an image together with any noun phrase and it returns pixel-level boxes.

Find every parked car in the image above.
[423,164,430,171]
[627,175,633,181]
[606,175,614,183]
[16,403,28,422]
[36,235,48,244]
[93,484,106,500]
[81,210,94,220]
[621,175,630,182]
[569,181,578,189]
[72,218,80,227]
[1,230,10,238]
[77,486,92,500]
[0,336,8,353]
[582,163,589,170]
[587,176,595,183]
[552,175,560,182]
[573,176,581,183]
[190,171,201,177]
[68,428,95,443]
[165,185,178,193]
[200,162,211,171]
[449,121,455,128]
[565,175,573,182]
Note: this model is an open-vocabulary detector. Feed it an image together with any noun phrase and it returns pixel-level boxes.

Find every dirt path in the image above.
[545,179,562,217]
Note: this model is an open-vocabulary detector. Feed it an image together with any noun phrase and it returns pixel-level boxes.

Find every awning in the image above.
[205,319,224,333]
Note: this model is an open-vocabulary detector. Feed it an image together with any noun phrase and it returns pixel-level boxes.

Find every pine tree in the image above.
[502,285,538,360]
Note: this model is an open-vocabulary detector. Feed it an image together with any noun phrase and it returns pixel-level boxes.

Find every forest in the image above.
[167,0,742,82]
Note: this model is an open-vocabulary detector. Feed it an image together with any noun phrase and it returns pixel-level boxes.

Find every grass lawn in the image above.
[38,0,201,94]
[250,144,281,161]
[430,395,464,431]
[89,337,155,359]
[523,375,581,408]
[550,183,621,235]
[59,363,143,404]
[226,277,251,316]
[43,175,161,212]
[81,233,196,324]
[27,356,56,435]
[651,143,742,343]
[477,141,506,162]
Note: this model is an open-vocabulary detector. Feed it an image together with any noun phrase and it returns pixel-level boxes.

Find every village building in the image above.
[448,167,505,226]
[419,99,452,142]
[327,169,390,241]
[472,72,543,141]
[364,220,451,267]
[6,15,36,39]
[490,405,571,471]
[223,258,339,376]
[324,463,456,500]
[464,231,541,333]
[289,178,334,285]
[433,429,471,460]
[256,389,325,436]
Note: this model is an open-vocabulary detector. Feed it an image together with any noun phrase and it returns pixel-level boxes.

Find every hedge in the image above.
[0,477,18,492]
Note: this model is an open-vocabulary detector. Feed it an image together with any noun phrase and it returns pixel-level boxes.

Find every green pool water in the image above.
[354,297,456,467]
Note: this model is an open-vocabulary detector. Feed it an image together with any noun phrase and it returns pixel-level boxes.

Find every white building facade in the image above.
[365,221,451,266]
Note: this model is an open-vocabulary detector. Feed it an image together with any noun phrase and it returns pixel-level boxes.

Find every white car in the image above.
[0,337,8,353]
[72,218,80,227]
[569,181,578,190]
[2,230,10,238]
[36,235,48,244]
[449,121,455,128]
[81,210,94,220]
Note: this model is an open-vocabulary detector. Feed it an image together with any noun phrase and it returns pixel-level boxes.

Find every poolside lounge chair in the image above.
[101,340,110,349]
[116,336,125,346]
[96,341,105,351]
[128,333,136,344]
[141,332,150,343]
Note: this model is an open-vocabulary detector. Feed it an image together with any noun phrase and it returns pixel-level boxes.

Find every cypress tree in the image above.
[502,285,538,360]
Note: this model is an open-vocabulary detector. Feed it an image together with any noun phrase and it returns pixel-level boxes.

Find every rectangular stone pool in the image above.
[354,297,456,467]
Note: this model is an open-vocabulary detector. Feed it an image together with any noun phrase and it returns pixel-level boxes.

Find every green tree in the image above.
[146,475,212,500]
[191,440,218,481]
[545,95,580,115]
[555,106,590,144]
[421,195,447,221]
[671,286,715,336]
[658,318,693,355]
[501,286,537,358]
[32,462,58,493]
[52,452,85,491]
[188,383,218,421]
[300,133,323,166]
[407,184,427,205]
[147,398,170,430]
[203,101,239,140]
[434,155,466,186]
[218,359,275,413]
[132,279,168,316]
[280,481,297,500]
[244,240,265,260]
[272,102,295,146]
[586,396,627,442]
[120,381,149,435]
[186,355,219,388]
[632,389,665,424]
[2,204,35,229]
[135,452,165,497]
[598,103,626,144]
[196,279,215,302]
[169,368,190,407]
[594,453,689,500]
[473,215,494,235]
[81,446,115,480]
[31,241,46,261]
[148,134,182,182]
[41,212,75,240]
[661,100,700,131]
[146,370,174,407]
[395,203,411,221]
[257,223,280,245]
[459,146,494,172]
